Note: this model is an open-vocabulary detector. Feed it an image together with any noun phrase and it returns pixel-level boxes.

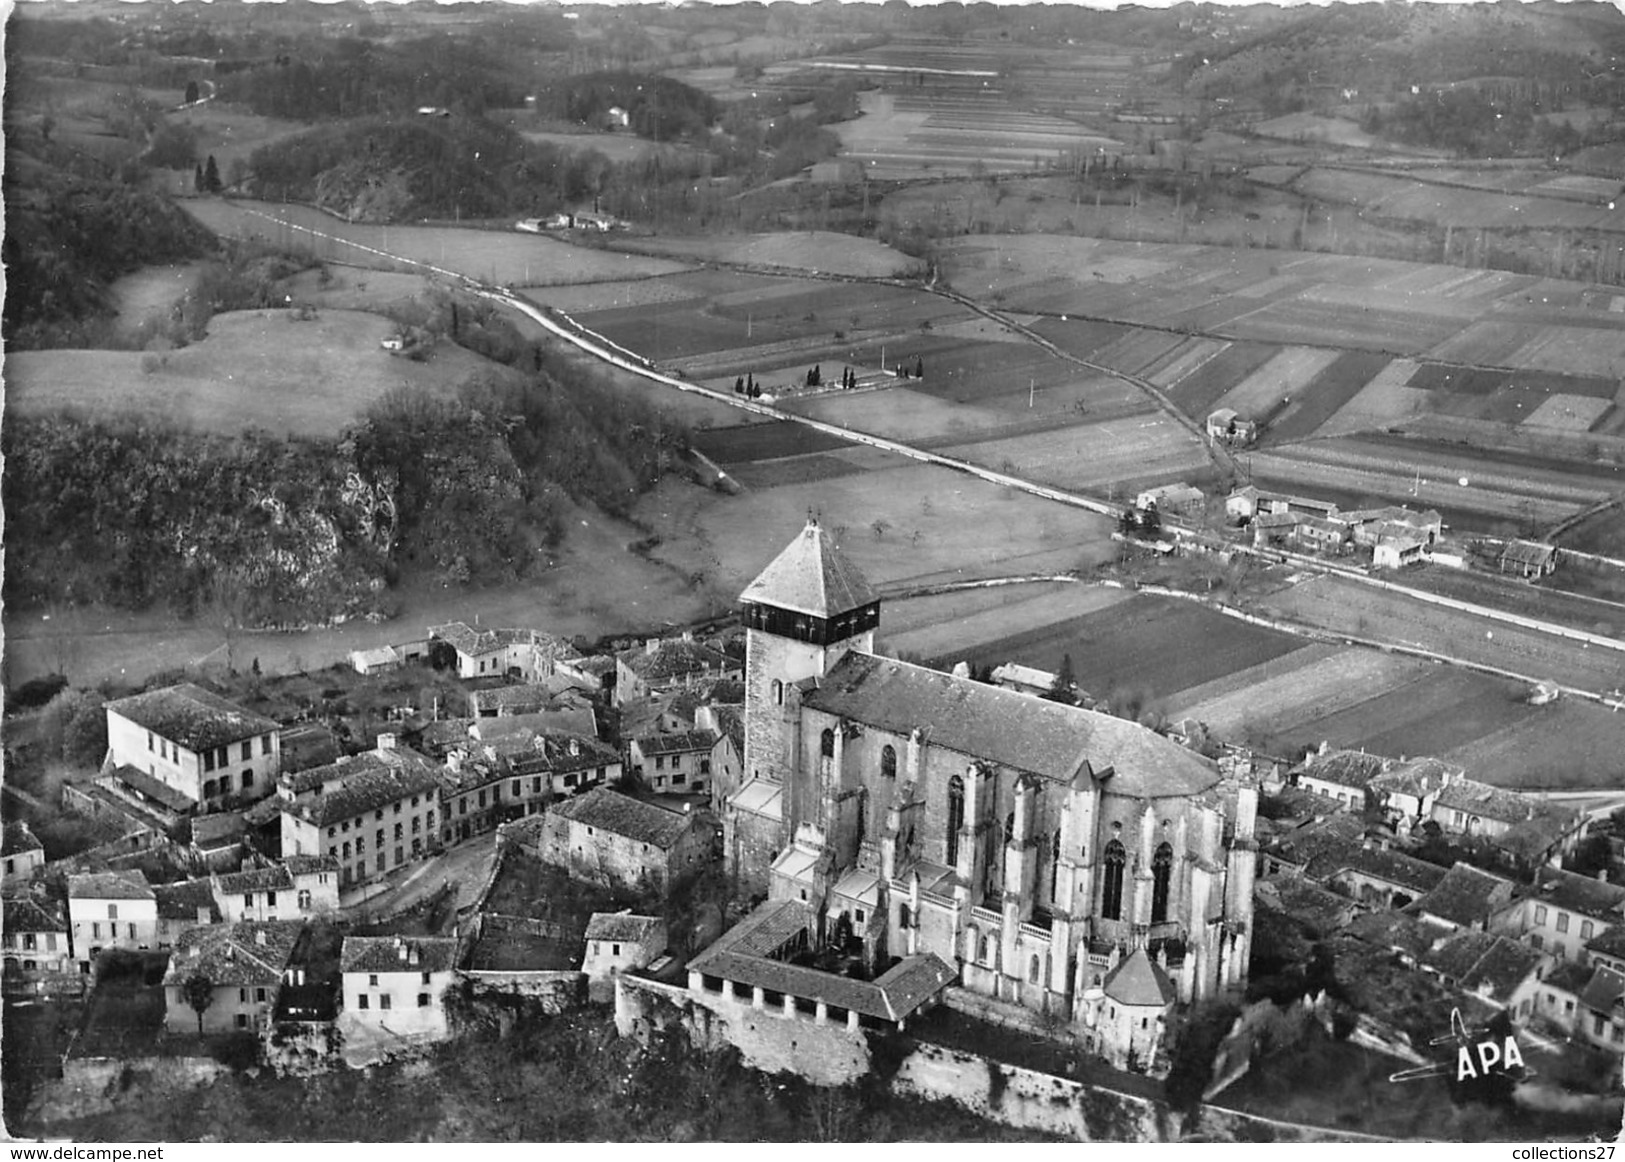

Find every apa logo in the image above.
[1456,1033,1525,1082]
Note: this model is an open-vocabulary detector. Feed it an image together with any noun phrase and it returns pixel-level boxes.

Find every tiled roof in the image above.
[707,705,745,757]
[471,709,600,743]
[1586,925,1625,959]
[1305,842,1448,894]
[284,749,445,829]
[739,518,878,619]
[635,730,718,757]
[1261,811,1367,869]
[1543,960,1595,995]
[730,779,783,818]
[191,812,247,848]
[584,912,665,944]
[105,683,279,752]
[68,870,155,901]
[165,920,303,987]
[498,731,619,778]
[1435,778,1546,826]
[1254,877,1357,937]
[242,796,284,830]
[469,684,554,713]
[1578,965,1625,1015]
[1421,930,1540,1001]
[1344,910,1441,962]
[1371,757,1458,800]
[154,879,218,921]
[547,788,694,848]
[341,935,460,975]
[688,901,952,1020]
[803,653,1218,799]
[1103,948,1177,1007]
[3,821,44,857]
[1521,868,1625,921]
[285,854,341,877]
[1495,806,1587,861]
[429,622,576,662]
[1296,749,1389,791]
[1499,541,1557,567]
[216,865,294,894]
[1409,862,1513,927]
[619,639,735,683]
[4,896,66,932]
[107,765,195,813]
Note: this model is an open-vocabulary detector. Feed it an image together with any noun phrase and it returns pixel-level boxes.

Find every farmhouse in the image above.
[988,662,1058,698]
[103,683,281,812]
[163,920,303,1035]
[719,517,1258,1067]
[428,622,579,681]
[532,787,713,895]
[1250,510,1298,547]
[348,645,405,675]
[1498,541,1559,579]
[1372,526,1429,570]
[341,935,460,1042]
[1345,506,1442,547]
[1292,515,1352,555]
[68,870,157,961]
[1133,483,1205,519]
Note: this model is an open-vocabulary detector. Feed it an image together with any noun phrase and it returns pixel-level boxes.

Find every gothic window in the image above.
[880,745,897,779]
[899,904,912,930]
[946,776,965,866]
[771,680,783,705]
[1151,842,1174,924]
[1050,828,1062,905]
[979,933,991,964]
[1028,955,1041,984]
[820,729,835,758]
[1102,840,1127,921]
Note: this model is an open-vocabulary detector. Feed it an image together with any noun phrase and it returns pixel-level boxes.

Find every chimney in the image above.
[1600,869,1610,884]
[255,929,267,947]
[397,937,409,962]
[682,630,693,643]
[377,733,397,753]
[645,639,660,656]
[569,738,580,757]
[408,944,420,967]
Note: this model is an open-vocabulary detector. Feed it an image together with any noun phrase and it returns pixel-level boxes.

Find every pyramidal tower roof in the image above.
[1103,948,1177,1008]
[740,517,879,619]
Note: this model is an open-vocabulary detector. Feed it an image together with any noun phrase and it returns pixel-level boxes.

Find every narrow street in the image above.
[342,829,500,928]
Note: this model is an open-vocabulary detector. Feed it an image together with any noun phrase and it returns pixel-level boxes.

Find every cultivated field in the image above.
[938,412,1211,494]
[880,583,1135,665]
[106,262,207,344]
[1292,167,1622,232]
[181,199,694,286]
[4,308,505,436]
[610,231,919,278]
[1253,572,1625,694]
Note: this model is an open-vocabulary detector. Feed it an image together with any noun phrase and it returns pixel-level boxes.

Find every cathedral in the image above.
[720,517,1257,1069]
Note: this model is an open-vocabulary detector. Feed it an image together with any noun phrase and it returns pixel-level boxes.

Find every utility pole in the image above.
[1029,378,1035,408]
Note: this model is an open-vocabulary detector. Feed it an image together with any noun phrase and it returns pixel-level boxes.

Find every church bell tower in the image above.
[740,516,879,788]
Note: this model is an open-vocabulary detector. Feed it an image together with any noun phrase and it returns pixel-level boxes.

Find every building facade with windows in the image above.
[67,871,157,963]
[103,683,281,811]
[3,897,74,991]
[341,936,460,1040]
[163,921,303,1035]
[279,740,445,888]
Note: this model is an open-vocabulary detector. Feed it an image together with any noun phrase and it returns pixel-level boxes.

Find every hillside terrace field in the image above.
[3,308,507,437]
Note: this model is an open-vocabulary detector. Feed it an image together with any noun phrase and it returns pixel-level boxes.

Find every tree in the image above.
[181,972,216,1034]
[1141,503,1162,537]
[194,163,205,193]
[203,154,222,194]
[1048,653,1077,704]
[914,356,924,378]
[185,80,200,105]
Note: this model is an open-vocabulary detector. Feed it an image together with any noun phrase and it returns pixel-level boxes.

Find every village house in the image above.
[1254,876,1360,938]
[628,729,717,795]
[3,822,45,886]
[1429,776,1586,870]
[213,856,341,923]
[3,896,74,992]
[1205,408,1257,446]
[718,517,1258,1070]
[1369,756,1459,829]
[102,683,282,812]
[439,729,621,845]
[533,787,713,895]
[1291,747,1389,811]
[348,644,407,675]
[1415,928,1544,1023]
[1249,510,1299,548]
[1529,959,1592,1034]
[1577,965,1625,1052]
[1301,841,1448,911]
[988,662,1058,698]
[1292,515,1352,555]
[1498,541,1559,579]
[1407,862,1517,932]
[154,880,220,949]
[467,682,553,718]
[68,870,157,963]
[696,704,745,815]
[470,705,601,744]
[1344,506,1442,547]
[614,635,740,707]
[279,737,444,889]
[1491,867,1625,963]
[163,920,303,1035]
[341,935,460,1042]
[583,912,668,1000]
[1372,526,1430,570]
[1587,924,1625,975]
[428,622,579,681]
